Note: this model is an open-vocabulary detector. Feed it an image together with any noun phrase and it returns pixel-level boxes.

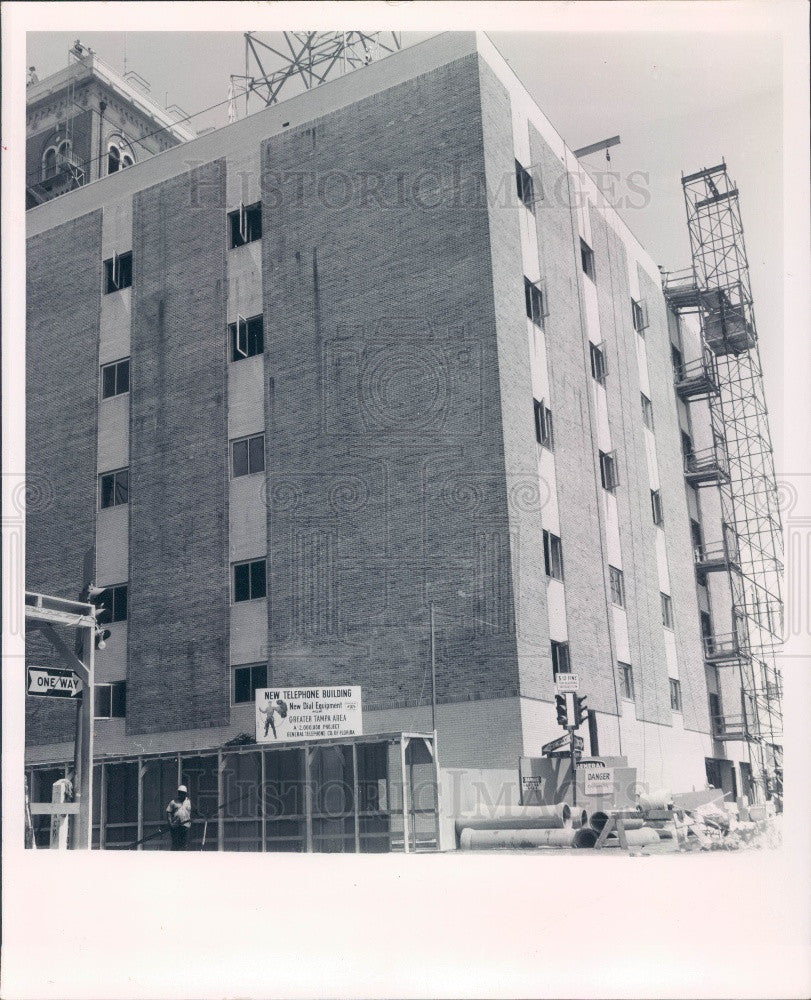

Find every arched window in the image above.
[42,146,57,179]
[58,139,71,158]
[107,136,135,175]
[107,143,121,174]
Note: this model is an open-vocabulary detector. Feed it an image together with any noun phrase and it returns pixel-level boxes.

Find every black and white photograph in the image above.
[2,2,809,998]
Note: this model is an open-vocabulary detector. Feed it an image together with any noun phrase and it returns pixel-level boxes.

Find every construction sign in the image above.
[27,666,82,699]
[255,686,362,743]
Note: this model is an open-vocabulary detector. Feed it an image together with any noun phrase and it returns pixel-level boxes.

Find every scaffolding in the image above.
[664,162,783,799]
[229,31,403,119]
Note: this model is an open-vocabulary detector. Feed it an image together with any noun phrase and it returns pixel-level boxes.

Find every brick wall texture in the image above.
[127,160,230,735]
[26,211,102,744]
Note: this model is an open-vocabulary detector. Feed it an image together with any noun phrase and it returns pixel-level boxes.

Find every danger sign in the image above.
[27,666,82,699]
[584,766,615,796]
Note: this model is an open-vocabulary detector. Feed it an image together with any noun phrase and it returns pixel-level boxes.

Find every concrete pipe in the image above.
[589,811,644,833]
[459,827,592,850]
[638,790,673,811]
[454,802,572,835]
[572,809,589,829]
[572,827,598,849]
[602,827,661,848]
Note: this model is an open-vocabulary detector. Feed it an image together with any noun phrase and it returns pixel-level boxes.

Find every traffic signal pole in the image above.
[570,727,578,807]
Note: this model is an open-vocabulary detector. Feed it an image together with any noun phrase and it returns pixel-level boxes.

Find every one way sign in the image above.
[27,666,82,699]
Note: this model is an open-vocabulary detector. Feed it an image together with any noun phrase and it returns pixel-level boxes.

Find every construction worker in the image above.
[165,785,192,850]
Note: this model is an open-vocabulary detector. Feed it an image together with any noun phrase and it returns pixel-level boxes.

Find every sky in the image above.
[26,27,784,457]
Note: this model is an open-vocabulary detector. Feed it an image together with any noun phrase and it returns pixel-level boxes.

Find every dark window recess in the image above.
[691,519,704,556]
[580,238,596,281]
[661,592,674,630]
[103,252,133,294]
[701,611,713,642]
[632,298,648,334]
[599,450,618,492]
[233,663,268,704]
[233,559,267,602]
[551,640,570,678]
[231,434,265,477]
[230,315,264,361]
[99,469,129,509]
[101,358,130,399]
[651,489,664,526]
[587,709,599,756]
[619,662,635,701]
[681,431,693,460]
[228,202,262,248]
[533,398,554,449]
[94,681,126,719]
[95,585,128,624]
[524,277,546,328]
[515,159,535,211]
[542,530,564,581]
[670,678,683,712]
[590,341,607,384]
[671,343,684,372]
[641,393,654,431]
[609,565,625,607]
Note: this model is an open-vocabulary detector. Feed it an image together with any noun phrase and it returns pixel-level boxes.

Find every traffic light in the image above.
[555,694,568,728]
[575,694,588,728]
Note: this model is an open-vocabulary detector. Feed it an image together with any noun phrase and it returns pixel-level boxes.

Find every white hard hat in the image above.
[177,785,188,794]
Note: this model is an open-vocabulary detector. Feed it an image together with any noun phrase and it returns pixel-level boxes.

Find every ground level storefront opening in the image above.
[26,732,439,853]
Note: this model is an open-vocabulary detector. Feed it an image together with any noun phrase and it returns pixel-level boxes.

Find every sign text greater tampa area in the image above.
[254,686,362,743]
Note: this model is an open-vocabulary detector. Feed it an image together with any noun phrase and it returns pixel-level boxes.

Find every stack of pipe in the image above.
[455,803,597,850]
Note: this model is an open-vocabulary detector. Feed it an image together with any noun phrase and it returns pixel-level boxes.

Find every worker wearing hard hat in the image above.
[165,785,193,851]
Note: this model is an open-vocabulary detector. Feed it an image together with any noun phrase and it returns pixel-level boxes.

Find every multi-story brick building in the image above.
[25,31,777,850]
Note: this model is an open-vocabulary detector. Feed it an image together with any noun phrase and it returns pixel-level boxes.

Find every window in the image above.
[669,678,683,713]
[233,663,268,705]
[590,341,607,384]
[533,398,554,450]
[661,592,674,630]
[631,298,647,334]
[229,314,264,361]
[599,450,618,492]
[619,662,634,701]
[551,640,570,678]
[108,144,121,174]
[94,681,127,719]
[103,252,133,293]
[99,469,129,509]
[609,566,625,607]
[42,146,57,179]
[580,238,596,281]
[641,393,654,431]
[524,277,546,328]
[515,159,535,211]
[543,530,564,581]
[95,585,128,624]
[101,358,130,399]
[651,488,664,526]
[691,519,704,556]
[233,559,267,603]
[229,202,262,248]
[231,434,265,478]
[681,431,693,460]
[671,343,684,373]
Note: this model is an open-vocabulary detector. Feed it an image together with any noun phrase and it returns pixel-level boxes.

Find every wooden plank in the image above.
[30,802,80,815]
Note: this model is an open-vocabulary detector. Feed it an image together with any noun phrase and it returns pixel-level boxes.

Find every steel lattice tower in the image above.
[666,161,783,799]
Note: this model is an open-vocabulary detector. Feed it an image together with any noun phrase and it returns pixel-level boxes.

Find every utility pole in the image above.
[430,602,437,734]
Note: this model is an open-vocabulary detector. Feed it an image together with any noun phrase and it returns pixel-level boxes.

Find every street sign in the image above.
[543,733,583,755]
[555,673,579,693]
[584,767,615,796]
[27,665,82,699]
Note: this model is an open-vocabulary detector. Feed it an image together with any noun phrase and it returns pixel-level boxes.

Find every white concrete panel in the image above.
[96,505,129,585]
[645,427,659,490]
[98,394,130,472]
[582,277,601,343]
[527,320,549,400]
[627,258,641,301]
[593,383,612,454]
[636,336,651,396]
[99,288,131,366]
[656,529,671,592]
[94,622,127,683]
[227,240,263,323]
[101,199,133,259]
[228,354,265,439]
[538,449,559,535]
[229,474,267,563]
[225,146,262,210]
[518,207,540,282]
[511,109,531,165]
[664,629,679,679]
[546,579,567,640]
[612,606,631,663]
[230,599,268,664]
[603,491,623,568]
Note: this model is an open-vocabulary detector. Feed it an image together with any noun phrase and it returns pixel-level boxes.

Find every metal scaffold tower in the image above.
[665,161,783,800]
[228,31,402,120]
